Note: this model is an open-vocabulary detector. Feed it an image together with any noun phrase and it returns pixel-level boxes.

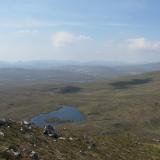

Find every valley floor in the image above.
[1,71,160,159]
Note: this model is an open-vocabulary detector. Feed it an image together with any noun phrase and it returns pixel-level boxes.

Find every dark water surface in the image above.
[31,106,86,127]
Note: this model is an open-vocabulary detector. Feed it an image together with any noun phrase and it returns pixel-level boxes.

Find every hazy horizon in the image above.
[0,0,160,63]
[2,59,160,65]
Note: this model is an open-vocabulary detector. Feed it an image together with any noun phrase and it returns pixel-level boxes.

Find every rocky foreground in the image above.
[1,118,160,160]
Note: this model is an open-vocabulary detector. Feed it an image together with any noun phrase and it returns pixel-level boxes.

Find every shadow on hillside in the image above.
[45,86,82,94]
[110,78,152,89]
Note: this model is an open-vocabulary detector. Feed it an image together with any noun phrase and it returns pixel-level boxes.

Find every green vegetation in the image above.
[1,122,160,160]
[1,71,160,159]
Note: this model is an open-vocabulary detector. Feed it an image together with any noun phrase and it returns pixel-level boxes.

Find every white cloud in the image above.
[127,38,160,50]
[52,32,92,47]
[97,37,160,63]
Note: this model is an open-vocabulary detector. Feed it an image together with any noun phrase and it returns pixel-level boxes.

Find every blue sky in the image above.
[0,0,160,63]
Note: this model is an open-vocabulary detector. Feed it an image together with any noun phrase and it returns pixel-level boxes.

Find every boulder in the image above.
[43,125,60,139]
[69,137,74,141]
[3,145,21,160]
[0,118,7,127]
[88,143,96,150]
[21,120,31,126]
[0,118,14,128]
[30,151,39,160]
[21,120,32,132]
[0,131,4,137]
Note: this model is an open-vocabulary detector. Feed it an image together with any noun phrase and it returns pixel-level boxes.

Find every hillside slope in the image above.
[1,71,160,159]
[0,120,160,160]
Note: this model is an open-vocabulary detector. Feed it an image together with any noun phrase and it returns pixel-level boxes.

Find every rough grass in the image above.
[1,71,160,159]
[1,122,160,160]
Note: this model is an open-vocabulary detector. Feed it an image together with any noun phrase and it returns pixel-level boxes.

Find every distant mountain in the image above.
[56,65,124,79]
[0,61,126,83]
[0,68,96,88]
[116,63,160,75]
[0,60,129,69]
[0,60,160,81]
[0,61,12,68]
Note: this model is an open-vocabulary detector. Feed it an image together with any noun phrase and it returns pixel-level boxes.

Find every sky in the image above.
[0,0,160,63]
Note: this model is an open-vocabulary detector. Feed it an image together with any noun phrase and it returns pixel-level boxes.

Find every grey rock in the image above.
[0,118,7,127]
[0,118,14,128]
[4,145,21,160]
[21,120,32,132]
[43,125,60,139]
[30,151,39,160]
[0,131,4,137]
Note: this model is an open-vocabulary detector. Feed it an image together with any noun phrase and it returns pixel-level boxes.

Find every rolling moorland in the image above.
[1,65,160,159]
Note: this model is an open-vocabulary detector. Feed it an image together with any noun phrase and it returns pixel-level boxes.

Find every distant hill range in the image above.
[0,60,160,73]
[0,61,160,88]
[115,63,160,75]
